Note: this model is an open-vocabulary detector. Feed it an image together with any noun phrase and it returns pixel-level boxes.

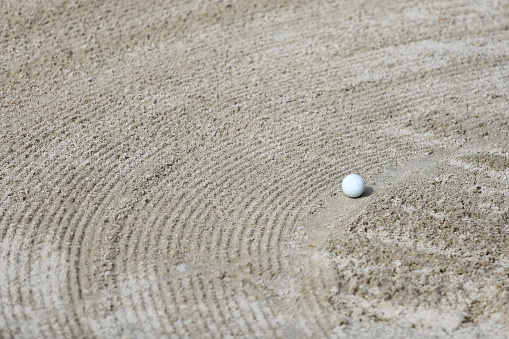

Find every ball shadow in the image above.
[359,186,374,198]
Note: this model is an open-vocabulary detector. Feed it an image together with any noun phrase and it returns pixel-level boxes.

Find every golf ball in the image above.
[342,174,365,198]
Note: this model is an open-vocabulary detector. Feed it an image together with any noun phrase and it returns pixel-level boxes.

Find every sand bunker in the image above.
[1,0,508,337]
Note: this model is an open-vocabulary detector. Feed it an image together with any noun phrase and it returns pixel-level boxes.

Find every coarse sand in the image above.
[1,0,508,337]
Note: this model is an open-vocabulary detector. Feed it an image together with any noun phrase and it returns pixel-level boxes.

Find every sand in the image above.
[1,0,508,337]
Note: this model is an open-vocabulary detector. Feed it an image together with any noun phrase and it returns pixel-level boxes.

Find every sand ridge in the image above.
[1,0,508,337]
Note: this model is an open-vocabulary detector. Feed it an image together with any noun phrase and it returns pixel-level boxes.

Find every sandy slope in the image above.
[1,0,508,337]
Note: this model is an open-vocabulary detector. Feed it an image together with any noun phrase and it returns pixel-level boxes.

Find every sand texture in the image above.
[1,0,509,337]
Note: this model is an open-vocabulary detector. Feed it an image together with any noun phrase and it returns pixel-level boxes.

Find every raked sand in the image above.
[1,0,508,337]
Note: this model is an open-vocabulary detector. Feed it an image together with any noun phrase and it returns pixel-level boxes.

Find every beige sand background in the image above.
[1,0,509,337]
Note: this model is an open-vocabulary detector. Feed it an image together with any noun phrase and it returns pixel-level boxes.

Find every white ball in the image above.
[342,174,365,198]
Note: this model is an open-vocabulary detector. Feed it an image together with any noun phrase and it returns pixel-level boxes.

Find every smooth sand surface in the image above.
[1,0,508,337]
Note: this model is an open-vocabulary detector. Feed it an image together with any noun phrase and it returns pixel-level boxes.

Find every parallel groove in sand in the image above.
[1,67,503,337]
[0,66,496,336]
